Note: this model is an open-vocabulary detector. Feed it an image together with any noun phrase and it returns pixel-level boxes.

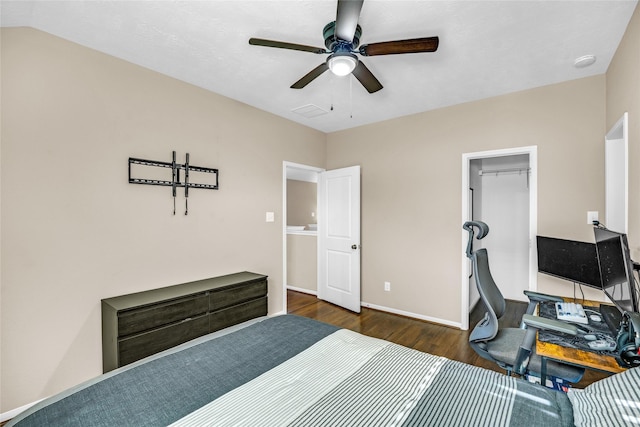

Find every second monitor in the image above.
[594,227,638,314]
[536,235,602,289]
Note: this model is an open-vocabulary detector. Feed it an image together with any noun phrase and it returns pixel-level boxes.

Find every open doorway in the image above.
[282,162,362,314]
[461,146,538,330]
[282,162,324,313]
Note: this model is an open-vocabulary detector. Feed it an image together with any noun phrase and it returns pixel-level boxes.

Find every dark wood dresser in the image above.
[101,271,268,372]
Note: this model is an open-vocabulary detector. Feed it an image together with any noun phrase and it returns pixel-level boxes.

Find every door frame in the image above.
[460,146,538,330]
[282,161,325,314]
[605,112,628,233]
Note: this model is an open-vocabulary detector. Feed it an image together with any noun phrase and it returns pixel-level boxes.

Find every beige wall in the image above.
[0,28,325,412]
[607,3,640,260]
[326,75,606,323]
[286,234,317,292]
[286,180,317,227]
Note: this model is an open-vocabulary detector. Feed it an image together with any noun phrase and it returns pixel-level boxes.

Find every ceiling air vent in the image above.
[291,104,329,118]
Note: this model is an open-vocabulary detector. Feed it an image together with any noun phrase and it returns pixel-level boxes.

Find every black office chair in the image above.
[463,221,584,384]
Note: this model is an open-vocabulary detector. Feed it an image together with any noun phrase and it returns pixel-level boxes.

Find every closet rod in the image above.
[479,167,530,176]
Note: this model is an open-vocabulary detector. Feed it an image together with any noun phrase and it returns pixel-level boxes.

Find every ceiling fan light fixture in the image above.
[328,52,357,76]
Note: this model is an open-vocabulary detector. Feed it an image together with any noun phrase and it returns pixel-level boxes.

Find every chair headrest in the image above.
[463,221,489,239]
[463,221,490,258]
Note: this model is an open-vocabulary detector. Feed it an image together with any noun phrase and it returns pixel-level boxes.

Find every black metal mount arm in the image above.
[128,151,219,215]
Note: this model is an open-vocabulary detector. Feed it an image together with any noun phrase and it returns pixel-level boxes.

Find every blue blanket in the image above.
[9,316,337,426]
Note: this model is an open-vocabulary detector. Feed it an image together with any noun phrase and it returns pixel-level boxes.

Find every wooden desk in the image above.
[536,299,626,383]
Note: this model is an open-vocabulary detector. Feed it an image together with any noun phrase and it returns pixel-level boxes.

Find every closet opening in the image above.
[461,146,538,330]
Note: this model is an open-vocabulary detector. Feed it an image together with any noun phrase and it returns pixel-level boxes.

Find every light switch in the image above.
[266,212,275,222]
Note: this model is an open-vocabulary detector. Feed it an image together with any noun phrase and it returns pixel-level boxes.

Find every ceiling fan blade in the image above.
[249,38,327,54]
[352,61,383,94]
[359,37,439,56]
[291,63,330,89]
[335,0,364,42]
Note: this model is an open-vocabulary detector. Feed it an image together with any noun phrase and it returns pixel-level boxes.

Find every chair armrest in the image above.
[521,314,578,336]
[523,290,564,303]
[522,291,565,320]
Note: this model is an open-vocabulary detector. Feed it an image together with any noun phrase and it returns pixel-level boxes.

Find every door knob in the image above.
[352,244,358,250]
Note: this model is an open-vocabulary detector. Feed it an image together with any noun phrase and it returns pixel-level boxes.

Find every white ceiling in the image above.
[1,1,637,133]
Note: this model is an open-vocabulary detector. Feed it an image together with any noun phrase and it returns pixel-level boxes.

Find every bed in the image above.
[7,315,640,426]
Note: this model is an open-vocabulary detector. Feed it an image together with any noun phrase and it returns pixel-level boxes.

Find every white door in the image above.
[318,166,361,313]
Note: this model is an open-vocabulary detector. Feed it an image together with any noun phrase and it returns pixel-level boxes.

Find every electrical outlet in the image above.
[384,281,391,292]
[587,211,598,225]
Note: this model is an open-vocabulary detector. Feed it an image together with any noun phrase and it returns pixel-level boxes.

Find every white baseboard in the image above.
[361,301,462,329]
[286,288,461,328]
[1,397,45,422]
[286,285,317,296]
[269,310,286,316]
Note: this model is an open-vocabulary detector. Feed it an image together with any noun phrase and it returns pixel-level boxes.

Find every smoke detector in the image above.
[574,55,596,68]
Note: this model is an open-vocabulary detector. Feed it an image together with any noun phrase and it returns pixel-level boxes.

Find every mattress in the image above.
[8,315,574,427]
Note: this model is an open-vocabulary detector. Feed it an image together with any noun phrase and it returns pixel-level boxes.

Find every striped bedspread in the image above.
[171,329,532,427]
[8,316,573,427]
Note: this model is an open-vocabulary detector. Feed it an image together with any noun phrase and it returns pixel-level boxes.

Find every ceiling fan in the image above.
[248,0,439,94]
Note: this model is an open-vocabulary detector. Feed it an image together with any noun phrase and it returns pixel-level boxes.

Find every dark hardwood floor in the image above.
[287,290,608,388]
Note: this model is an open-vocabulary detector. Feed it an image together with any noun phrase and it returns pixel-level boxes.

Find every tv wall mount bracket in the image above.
[128,151,219,215]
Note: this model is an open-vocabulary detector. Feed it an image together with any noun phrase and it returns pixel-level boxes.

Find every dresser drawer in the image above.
[209,280,267,311]
[210,297,267,332]
[118,314,209,366]
[118,293,208,337]
[102,272,268,372]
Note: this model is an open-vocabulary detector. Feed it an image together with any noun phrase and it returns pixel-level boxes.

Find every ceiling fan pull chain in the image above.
[350,75,353,119]
[330,76,334,111]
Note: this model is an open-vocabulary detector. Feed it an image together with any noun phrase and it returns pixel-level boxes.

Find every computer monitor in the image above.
[536,236,602,289]
[594,227,638,313]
